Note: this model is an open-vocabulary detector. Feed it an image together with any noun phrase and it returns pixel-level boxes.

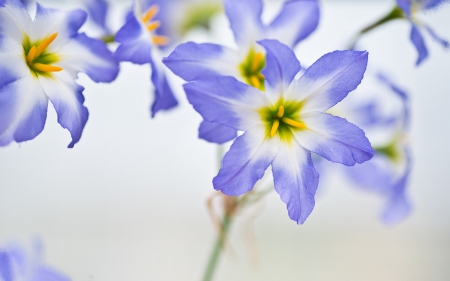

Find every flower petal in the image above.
[30,266,71,281]
[420,0,449,10]
[424,24,450,49]
[267,0,320,47]
[0,75,48,146]
[224,0,264,47]
[59,33,119,82]
[396,0,412,15]
[292,50,368,112]
[183,76,267,130]
[114,16,152,64]
[84,0,110,34]
[199,121,237,144]
[39,73,88,148]
[295,112,374,165]
[272,139,319,224]
[213,125,280,195]
[149,58,178,116]
[0,251,12,281]
[410,23,428,65]
[258,39,300,94]
[163,42,240,82]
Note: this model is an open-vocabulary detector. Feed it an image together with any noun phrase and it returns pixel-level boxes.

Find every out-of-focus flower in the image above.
[114,0,180,117]
[0,241,71,281]
[164,0,320,143]
[340,72,412,224]
[183,39,373,224]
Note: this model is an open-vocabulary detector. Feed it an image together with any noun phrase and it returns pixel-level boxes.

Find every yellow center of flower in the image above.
[258,100,306,143]
[239,48,265,91]
[23,33,62,77]
[141,4,169,46]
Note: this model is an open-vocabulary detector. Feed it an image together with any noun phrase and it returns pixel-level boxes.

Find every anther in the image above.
[35,33,58,58]
[142,5,159,23]
[146,21,161,31]
[26,45,36,65]
[270,119,280,137]
[32,63,63,72]
[281,117,306,129]
[251,52,263,72]
[277,105,284,118]
[250,75,261,89]
[152,35,169,46]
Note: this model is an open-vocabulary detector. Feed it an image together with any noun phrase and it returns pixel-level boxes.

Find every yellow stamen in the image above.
[32,63,63,72]
[281,117,306,129]
[35,33,58,58]
[152,35,169,46]
[257,72,265,80]
[277,105,284,118]
[146,21,161,31]
[249,75,261,89]
[251,52,263,72]
[26,45,36,65]
[270,119,280,137]
[141,5,159,23]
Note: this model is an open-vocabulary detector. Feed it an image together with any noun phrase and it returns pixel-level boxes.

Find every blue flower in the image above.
[115,0,179,117]
[397,0,450,65]
[0,242,71,281]
[164,0,320,143]
[183,39,374,224]
[0,0,119,147]
[342,73,412,224]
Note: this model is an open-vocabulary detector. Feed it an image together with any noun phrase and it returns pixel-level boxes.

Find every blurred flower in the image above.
[114,0,180,117]
[183,39,373,224]
[164,0,320,143]
[0,0,119,147]
[0,241,71,281]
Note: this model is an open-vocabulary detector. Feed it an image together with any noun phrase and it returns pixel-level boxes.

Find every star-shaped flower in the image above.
[0,0,119,147]
[164,0,320,144]
[183,39,374,223]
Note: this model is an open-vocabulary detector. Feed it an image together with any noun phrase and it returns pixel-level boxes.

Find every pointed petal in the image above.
[267,0,320,47]
[163,42,240,82]
[396,0,412,15]
[199,121,237,144]
[258,39,300,94]
[0,251,13,281]
[295,112,374,165]
[213,125,280,195]
[0,74,48,146]
[292,50,368,112]
[59,33,119,82]
[224,0,264,47]
[39,73,88,148]
[149,59,178,116]
[84,0,110,34]
[410,24,428,65]
[424,24,450,49]
[183,76,266,130]
[272,140,319,224]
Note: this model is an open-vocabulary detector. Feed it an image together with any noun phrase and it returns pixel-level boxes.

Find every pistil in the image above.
[269,105,306,137]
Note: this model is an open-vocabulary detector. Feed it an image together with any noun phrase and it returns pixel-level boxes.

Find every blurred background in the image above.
[1,0,450,280]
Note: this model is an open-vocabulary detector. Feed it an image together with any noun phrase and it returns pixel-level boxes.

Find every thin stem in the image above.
[202,214,232,281]
[349,5,405,49]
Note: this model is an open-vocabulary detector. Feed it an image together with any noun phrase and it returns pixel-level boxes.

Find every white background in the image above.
[1,0,450,280]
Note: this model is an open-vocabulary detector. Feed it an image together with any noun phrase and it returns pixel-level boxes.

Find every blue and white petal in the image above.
[295,112,374,165]
[224,0,264,48]
[424,24,450,49]
[214,124,281,195]
[272,139,319,224]
[396,0,412,15]
[266,0,320,48]
[199,121,237,144]
[184,76,267,131]
[410,24,428,65]
[149,56,178,116]
[163,42,241,82]
[114,15,152,64]
[291,50,368,112]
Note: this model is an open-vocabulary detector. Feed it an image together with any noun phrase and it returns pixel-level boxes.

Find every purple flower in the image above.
[164,0,320,143]
[183,39,374,224]
[342,73,412,224]
[0,242,71,281]
[0,0,119,148]
[115,0,178,117]
[397,0,450,65]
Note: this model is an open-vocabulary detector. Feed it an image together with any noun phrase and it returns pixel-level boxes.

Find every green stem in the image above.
[349,5,405,49]
[202,214,232,281]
